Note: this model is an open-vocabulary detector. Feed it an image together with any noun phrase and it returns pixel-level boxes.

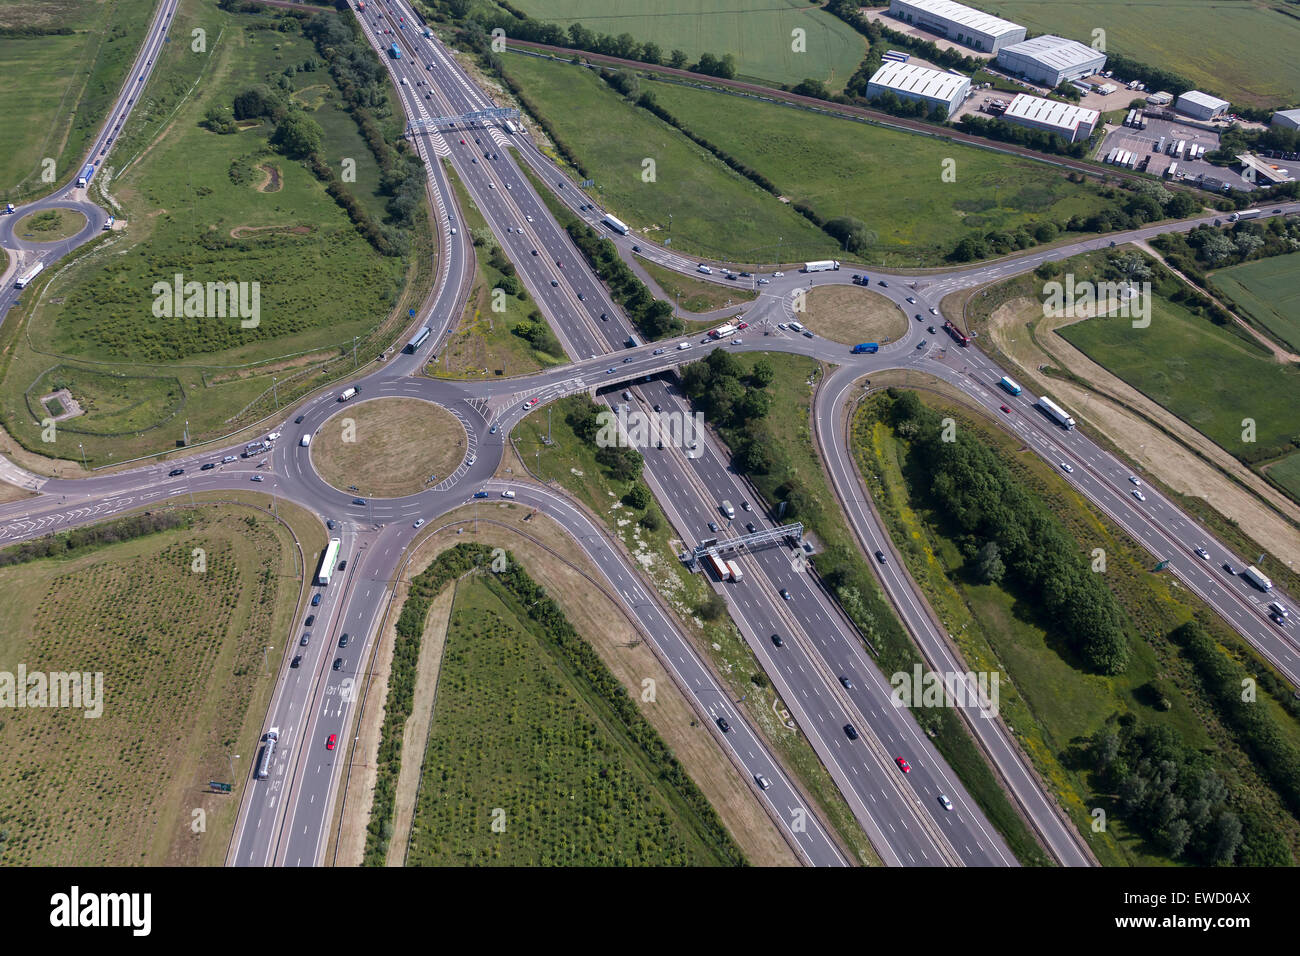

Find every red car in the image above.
[326,734,337,751]
[895,757,911,773]
[999,404,1011,414]
[522,397,539,410]
[737,321,749,330]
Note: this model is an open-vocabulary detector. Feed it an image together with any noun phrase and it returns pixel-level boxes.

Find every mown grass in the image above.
[503,0,866,91]
[643,78,1114,267]
[0,503,311,865]
[1210,251,1300,354]
[500,52,835,263]
[637,256,755,315]
[405,573,742,865]
[1058,290,1300,460]
[0,0,157,198]
[853,389,1300,864]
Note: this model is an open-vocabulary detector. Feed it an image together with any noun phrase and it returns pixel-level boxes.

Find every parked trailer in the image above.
[851,342,879,354]
[998,376,1022,396]
[706,553,731,581]
[1166,162,1179,179]
[14,261,43,289]
[726,559,744,583]
[1156,136,1166,153]
[802,260,840,273]
[1243,565,1273,592]
[1036,395,1076,429]
[255,728,280,780]
[602,213,629,235]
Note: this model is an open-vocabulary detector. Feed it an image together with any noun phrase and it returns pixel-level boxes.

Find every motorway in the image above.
[2,0,1298,868]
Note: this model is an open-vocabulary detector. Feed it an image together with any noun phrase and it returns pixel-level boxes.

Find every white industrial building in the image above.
[995,35,1106,87]
[1176,90,1230,120]
[867,61,971,116]
[1270,108,1300,130]
[1001,93,1098,142]
[888,0,1026,54]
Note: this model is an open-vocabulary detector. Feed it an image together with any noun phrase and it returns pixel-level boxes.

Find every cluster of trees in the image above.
[1083,715,1290,865]
[1152,216,1300,286]
[564,222,682,340]
[564,396,645,484]
[0,511,190,567]
[1174,620,1300,830]
[511,313,562,357]
[863,89,947,123]
[956,114,1089,158]
[1209,122,1300,166]
[886,389,1131,673]
[679,350,774,476]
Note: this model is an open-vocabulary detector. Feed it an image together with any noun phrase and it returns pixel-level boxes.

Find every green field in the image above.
[853,389,1300,865]
[502,52,836,263]
[503,0,865,90]
[405,572,742,865]
[0,1,424,466]
[644,78,1113,266]
[638,256,754,314]
[1058,291,1300,461]
[992,0,1300,107]
[0,0,157,198]
[1210,251,1300,354]
[1266,451,1300,501]
[0,504,314,865]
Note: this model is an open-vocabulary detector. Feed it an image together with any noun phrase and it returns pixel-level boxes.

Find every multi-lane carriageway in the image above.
[2,0,1298,868]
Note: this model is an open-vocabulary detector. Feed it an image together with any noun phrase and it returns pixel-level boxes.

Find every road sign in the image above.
[580,179,594,188]
[209,781,233,793]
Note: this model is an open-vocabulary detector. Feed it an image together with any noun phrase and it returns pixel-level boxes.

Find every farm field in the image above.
[1057,293,1300,461]
[0,502,316,866]
[1210,252,1300,354]
[0,1,421,468]
[503,0,865,91]
[501,52,836,263]
[404,572,743,865]
[853,388,1300,866]
[991,0,1300,108]
[1266,452,1300,502]
[0,0,157,199]
[644,78,1114,265]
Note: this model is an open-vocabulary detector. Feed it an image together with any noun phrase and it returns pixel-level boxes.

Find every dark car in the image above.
[771,634,784,648]
[352,498,366,506]
[291,655,301,668]
[1223,562,1236,574]
[840,675,854,690]
[844,724,859,741]
[326,519,336,530]
[295,414,305,424]
[623,356,634,363]
[632,244,640,252]
[339,633,349,648]
[169,468,184,476]
[312,593,321,607]
[305,615,315,627]
[201,462,215,470]
[874,550,887,563]
[338,559,347,571]
[716,716,731,733]
[708,521,719,533]
[550,279,558,287]
[746,522,756,533]
[780,588,792,601]
[333,658,343,671]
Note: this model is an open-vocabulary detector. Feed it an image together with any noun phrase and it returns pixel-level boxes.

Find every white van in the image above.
[501,489,516,499]
[300,434,311,447]
[788,320,804,332]
[1269,601,1289,618]
[696,264,712,275]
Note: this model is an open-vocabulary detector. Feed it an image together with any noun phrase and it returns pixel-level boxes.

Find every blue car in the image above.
[352,497,366,505]
[473,491,490,499]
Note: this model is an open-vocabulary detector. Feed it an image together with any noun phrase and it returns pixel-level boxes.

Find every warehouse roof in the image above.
[1178,90,1231,112]
[893,0,1023,39]
[868,61,970,101]
[1274,108,1300,124]
[1004,93,1098,132]
[999,34,1103,72]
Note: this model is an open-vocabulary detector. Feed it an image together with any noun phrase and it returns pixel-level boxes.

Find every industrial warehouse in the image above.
[1001,93,1099,143]
[995,34,1107,87]
[867,60,971,116]
[1176,90,1231,121]
[887,0,1025,53]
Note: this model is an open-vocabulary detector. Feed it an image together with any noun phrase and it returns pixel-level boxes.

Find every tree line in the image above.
[0,511,191,567]
[563,222,682,340]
